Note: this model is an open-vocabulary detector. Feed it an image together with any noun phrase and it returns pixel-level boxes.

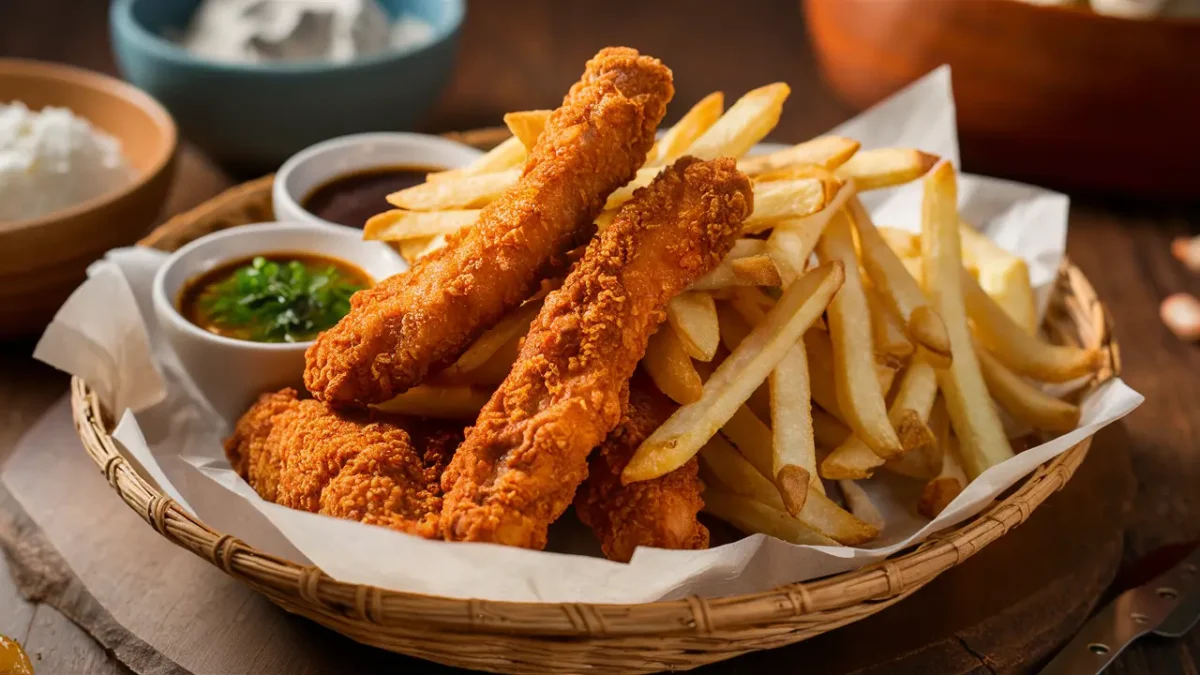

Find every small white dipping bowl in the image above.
[152,222,407,424]
[273,132,484,230]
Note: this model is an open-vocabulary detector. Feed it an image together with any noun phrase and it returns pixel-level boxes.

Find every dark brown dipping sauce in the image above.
[303,165,442,229]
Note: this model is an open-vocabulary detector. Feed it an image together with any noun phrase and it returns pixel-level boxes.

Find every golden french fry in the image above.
[503,109,551,153]
[445,300,542,376]
[837,480,886,531]
[731,256,783,286]
[804,328,895,424]
[878,226,921,258]
[849,197,951,363]
[461,333,522,387]
[687,82,791,160]
[963,273,1101,383]
[771,341,822,500]
[865,282,915,359]
[720,402,809,513]
[700,488,838,546]
[959,222,1039,334]
[835,148,939,191]
[737,136,861,176]
[976,342,1081,432]
[372,385,490,419]
[742,177,838,233]
[364,209,480,242]
[642,326,704,405]
[918,417,967,519]
[812,405,851,449]
[397,236,433,263]
[690,240,778,291]
[819,211,904,460]
[427,135,526,181]
[821,358,939,480]
[752,163,840,184]
[766,182,855,283]
[648,92,725,166]
[699,437,876,545]
[884,393,946,480]
[623,262,844,482]
[667,291,720,362]
[922,162,1014,479]
[728,288,823,505]
[387,168,520,211]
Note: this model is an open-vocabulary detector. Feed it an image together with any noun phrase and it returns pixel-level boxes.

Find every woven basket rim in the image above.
[67,151,1118,665]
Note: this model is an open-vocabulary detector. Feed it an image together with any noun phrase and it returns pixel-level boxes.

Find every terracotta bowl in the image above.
[0,59,177,336]
[804,0,1200,198]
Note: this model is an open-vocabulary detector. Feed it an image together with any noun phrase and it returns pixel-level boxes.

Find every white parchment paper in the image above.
[35,67,1143,603]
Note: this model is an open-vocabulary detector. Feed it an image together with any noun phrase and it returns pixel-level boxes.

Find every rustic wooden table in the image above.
[2,1,1198,673]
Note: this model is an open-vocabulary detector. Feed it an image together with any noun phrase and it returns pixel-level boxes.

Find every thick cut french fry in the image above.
[687,83,791,160]
[444,300,542,376]
[885,394,947,480]
[699,437,877,545]
[804,328,895,423]
[426,135,526,181]
[838,480,886,531]
[701,488,838,546]
[690,240,777,291]
[922,162,1014,479]
[736,136,861,175]
[766,182,855,283]
[918,419,967,518]
[835,148,939,191]
[642,326,704,405]
[812,406,852,449]
[771,341,821,501]
[865,282,915,359]
[623,262,844,482]
[821,358,939,479]
[728,288,823,505]
[742,178,838,233]
[720,402,809,513]
[387,168,520,211]
[959,222,1038,334]
[849,196,951,363]
[667,291,720,362]
[364,209,480,242]
[503,109,551,153]
[398,236,434,263]
[963,273,1101,383]
[648,92,725,166]
[819,211,904,459]
[730,256,783,286]
[372,385,490,419]
[976,342,1081,432]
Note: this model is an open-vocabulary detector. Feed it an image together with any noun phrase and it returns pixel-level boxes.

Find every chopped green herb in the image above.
[186,255,367,343]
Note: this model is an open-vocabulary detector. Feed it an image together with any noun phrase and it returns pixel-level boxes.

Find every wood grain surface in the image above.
[1,0,1198,673]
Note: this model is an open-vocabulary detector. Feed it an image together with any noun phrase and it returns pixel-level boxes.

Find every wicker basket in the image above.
[70,131,1118,674]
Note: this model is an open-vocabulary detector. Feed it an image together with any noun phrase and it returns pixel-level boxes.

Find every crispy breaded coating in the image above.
[576,374,709,562]
[439,156,753,549]
[304,47,674,408]
[224,389,462,538]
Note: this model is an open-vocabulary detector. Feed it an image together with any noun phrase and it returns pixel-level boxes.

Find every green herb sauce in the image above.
[180,253,369,343]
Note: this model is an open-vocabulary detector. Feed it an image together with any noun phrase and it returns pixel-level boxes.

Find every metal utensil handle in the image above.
[1039,546,1199,675]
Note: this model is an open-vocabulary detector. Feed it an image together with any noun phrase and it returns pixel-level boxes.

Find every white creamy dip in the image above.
[0,102,134,223]
[177,0,435,64]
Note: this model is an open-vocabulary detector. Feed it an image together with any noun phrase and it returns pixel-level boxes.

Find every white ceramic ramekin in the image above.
[151,222,406,423]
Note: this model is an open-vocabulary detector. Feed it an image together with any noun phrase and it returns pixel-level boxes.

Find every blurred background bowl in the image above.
[0,58,177,337]
[804,0,1200,198]
[110,0,464,172]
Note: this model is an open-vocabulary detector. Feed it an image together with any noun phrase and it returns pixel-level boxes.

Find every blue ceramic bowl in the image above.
[110,0,463,170]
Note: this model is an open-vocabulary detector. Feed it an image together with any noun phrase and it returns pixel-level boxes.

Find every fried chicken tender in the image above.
[304,47,674,408]
[575,373,709,562]
[224,389,462,537]
[439,156,753,549]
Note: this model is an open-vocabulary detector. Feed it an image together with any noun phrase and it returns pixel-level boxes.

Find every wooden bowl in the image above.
[0,59,177,336]
[803,0,1200,198]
